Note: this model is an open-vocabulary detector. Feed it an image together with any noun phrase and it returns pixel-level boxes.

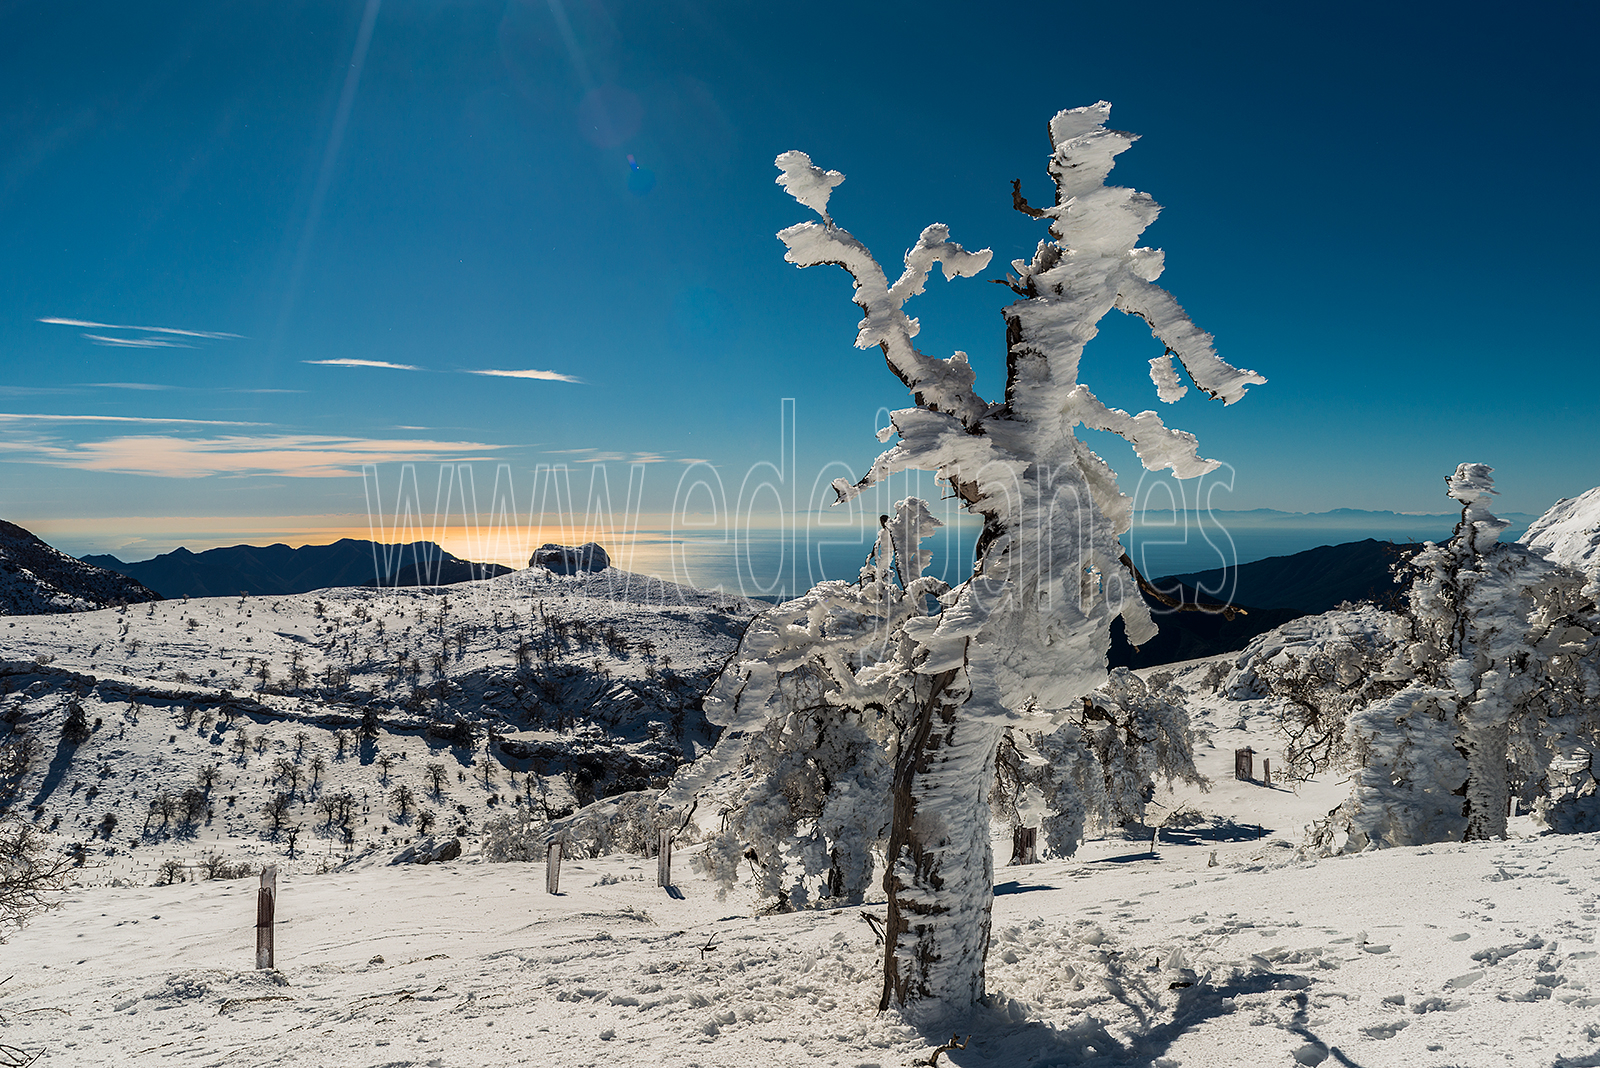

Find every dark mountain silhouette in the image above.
[1109,539,1420,668]
[1155,538,1419,614]
[378,559,514,587]
[1108,591,1302,670]
[1,519,162,614]
[82,539,510,598]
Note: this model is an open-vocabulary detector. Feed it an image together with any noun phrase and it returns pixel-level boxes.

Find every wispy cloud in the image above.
[467,368,582,384]
[39,317,243,340]
[0,412,264,426]
[77,383,304,395]
[86,382,176,391]
[0,433,504,478]
[81,334,194,349]
[551,447,701,464]
[304,358,423,371]
[300,360,582,382]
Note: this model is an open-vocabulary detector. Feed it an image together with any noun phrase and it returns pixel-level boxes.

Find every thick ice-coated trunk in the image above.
[1461,694,1510,840]
[879,667,1006,1026]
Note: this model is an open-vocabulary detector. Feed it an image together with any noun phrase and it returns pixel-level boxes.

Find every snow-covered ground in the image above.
[2,747,1595,1067]
[3,636,1598,1066]
[3,563,1599,1066]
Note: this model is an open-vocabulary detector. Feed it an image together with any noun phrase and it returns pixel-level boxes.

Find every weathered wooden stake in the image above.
[1010,826,1038,865]
[255,864,277,970]
[657,829,673,888]
[1263,758,1272,787]
[1234,747,1255,781]
[546,841,562,895]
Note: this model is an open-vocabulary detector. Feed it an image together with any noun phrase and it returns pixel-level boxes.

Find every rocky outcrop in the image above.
[529,542,610,575]
[390,836,463,865]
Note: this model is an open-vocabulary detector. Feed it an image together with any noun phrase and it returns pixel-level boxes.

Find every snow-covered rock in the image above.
[529,542,610,575]
[390,836,463,865]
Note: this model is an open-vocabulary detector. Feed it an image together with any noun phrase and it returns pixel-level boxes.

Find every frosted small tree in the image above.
[1006,669,1207,856]
[694,103,1262,1023]
[1319,464,1600,850]
[680,499,947,909]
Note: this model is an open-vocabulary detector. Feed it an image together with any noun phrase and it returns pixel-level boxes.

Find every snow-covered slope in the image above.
[1521,485,1600,597]
[0,519,162,615]
[1,566,763,873]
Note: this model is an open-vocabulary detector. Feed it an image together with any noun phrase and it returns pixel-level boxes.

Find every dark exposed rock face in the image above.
[378,559,513,587]
[530,542,610,575]
[1,520,162,615]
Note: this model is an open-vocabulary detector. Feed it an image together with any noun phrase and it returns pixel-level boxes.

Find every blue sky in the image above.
[1,0,1596,575]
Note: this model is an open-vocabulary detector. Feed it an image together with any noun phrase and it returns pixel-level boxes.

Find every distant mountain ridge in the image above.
[82,539,512,599]
[0,520,162,614]
[1132,507,1537,529]
[1109,538,1418,668]
[1154,538,1417,614]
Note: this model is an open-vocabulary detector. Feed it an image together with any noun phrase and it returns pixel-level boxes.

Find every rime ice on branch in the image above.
[766,103,1264,1023]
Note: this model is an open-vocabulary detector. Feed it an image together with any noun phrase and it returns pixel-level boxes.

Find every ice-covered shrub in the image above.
[480,807,548,863]
[1252,623,1406,782]
[483,789,672,862]
[678,500,938,909]
[550,790,669,859]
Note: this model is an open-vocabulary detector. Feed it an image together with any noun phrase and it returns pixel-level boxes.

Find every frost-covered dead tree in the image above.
[0,816,71,937]
[750,103,1263,1023]
[1319,464,1600,851]
[1251,624,1406,782]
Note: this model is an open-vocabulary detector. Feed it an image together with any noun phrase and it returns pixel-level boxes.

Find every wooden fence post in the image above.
[1262,758,1272,787]
[1010,826,1038,865]
[657,829,672,888]
[546,842,562,895]
[255,865,277,970]
[1234,748,1255,781]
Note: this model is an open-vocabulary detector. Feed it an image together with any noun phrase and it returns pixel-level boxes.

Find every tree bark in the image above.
[1462,692,1510,840]
[879,667,1006,1026]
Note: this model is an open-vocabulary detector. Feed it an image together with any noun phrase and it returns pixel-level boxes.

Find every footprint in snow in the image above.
[1471,937,1544,965]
